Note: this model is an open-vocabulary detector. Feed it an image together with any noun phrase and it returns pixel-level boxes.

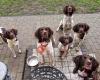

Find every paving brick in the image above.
[16,72,23,80]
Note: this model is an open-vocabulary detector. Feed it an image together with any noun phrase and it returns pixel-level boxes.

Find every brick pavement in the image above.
[0,13,100,80]
[23,46,83,80]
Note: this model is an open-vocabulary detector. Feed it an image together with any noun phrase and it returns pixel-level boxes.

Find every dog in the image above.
[56,5,76,36]
[71,23,90,50]
[58,36,73,59]
[73,54,99,80]
[0,27,21,58]
[35,27,55,65]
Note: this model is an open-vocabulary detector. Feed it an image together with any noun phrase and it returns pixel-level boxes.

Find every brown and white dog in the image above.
[56,5,76,36]
[58,36,73,59]
[35,27,55,65]
[71,23,90,50]
[73,54,99,80]
[0,27,21,58]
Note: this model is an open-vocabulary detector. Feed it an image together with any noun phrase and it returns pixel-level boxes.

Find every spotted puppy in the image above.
[72,23,90,50]
[0,27,21,58]
[56,5,76,36]
[58,36,73,59]
[35,27,55,65]
[73,54,99,80]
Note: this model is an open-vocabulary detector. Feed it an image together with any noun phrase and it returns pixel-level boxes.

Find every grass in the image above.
[0,0,100,16]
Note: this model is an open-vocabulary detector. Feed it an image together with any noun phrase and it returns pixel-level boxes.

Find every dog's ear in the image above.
[47,27,53,38]
[10,29,18,36]
[73,24,79,32]
[3,31,10,38]
[84,24,90,32]
[73,55,85,67]
[63,5,68,15]
[35,28,41,39]
[68,36,73,43]
[73,55,82,65]
[59,36,64,43]
[73,55,82,73]
[71,5,76,13]
[92,58,99,71]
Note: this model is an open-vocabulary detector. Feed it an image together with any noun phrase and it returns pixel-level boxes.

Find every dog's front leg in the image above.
[51,36,55,47]
[48,41,55,66]
[37,52,45,65]
[7,39,17,58]
[47,46,54,66]
[47,52,53,66]
[63,25,66,36]
[9,46,16,58]
[15,40,22,53]
[56,20,63,31]
[41,55,45,64]
[71,34,81,51]
[61,47,69,59]
[63,24,69,36]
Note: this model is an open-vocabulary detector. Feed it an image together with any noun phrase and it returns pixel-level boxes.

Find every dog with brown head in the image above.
[35,27,54,65]
[63,5,76,16]
[73,54,99,80]
[58,36,73,59]
[57,5,76,36]
[0,27,21,58]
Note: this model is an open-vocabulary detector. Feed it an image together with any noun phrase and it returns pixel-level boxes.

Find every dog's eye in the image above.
[45,28,48,31]
[84,56,86,59]
[90,58,92,60]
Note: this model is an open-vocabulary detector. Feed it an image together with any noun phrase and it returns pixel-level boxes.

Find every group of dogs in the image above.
[0,5,99,80]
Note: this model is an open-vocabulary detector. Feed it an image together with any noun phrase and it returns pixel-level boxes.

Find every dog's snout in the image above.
[43,29,47,32]
[43,31,47,35]
[79,32,85,39]
[87,59,91,65]
[79,27,84,32]
[79,30,84,33]
[87,61,91,65]
[42,29,47,35]
[68,6,72,12]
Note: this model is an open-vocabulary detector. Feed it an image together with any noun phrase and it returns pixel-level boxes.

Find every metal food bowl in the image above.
[27,55,39,67]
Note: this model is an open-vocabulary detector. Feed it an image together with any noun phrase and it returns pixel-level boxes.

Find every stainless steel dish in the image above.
[27,55,39,67]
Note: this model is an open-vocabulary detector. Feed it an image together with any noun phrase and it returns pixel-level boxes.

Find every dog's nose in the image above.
[68,6,72,12]
[79,30,84,33]
[43,29,47,33]
[43,32,47,35]
[87,59,91,65]
[87,62,91,65]
[65,39,68,43]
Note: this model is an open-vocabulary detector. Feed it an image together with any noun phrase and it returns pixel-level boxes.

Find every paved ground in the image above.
[23,46,84,80]
[0,13,100,80]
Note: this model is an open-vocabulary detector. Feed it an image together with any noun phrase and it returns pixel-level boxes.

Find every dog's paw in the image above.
[49,61,55,67]
[61,56,65,60]
[39,61,45,65]
[18,49,22,54]
[59,54,64,60]
[56,28,59,32]
[70,44,74,49]
[13,55,17,58]
[56,27,60,32]
[56,26,63,32]
[75,48,80,52]
[50,63,55,67]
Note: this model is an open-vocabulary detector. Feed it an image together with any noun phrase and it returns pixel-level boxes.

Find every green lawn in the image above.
[0,0,100,16]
